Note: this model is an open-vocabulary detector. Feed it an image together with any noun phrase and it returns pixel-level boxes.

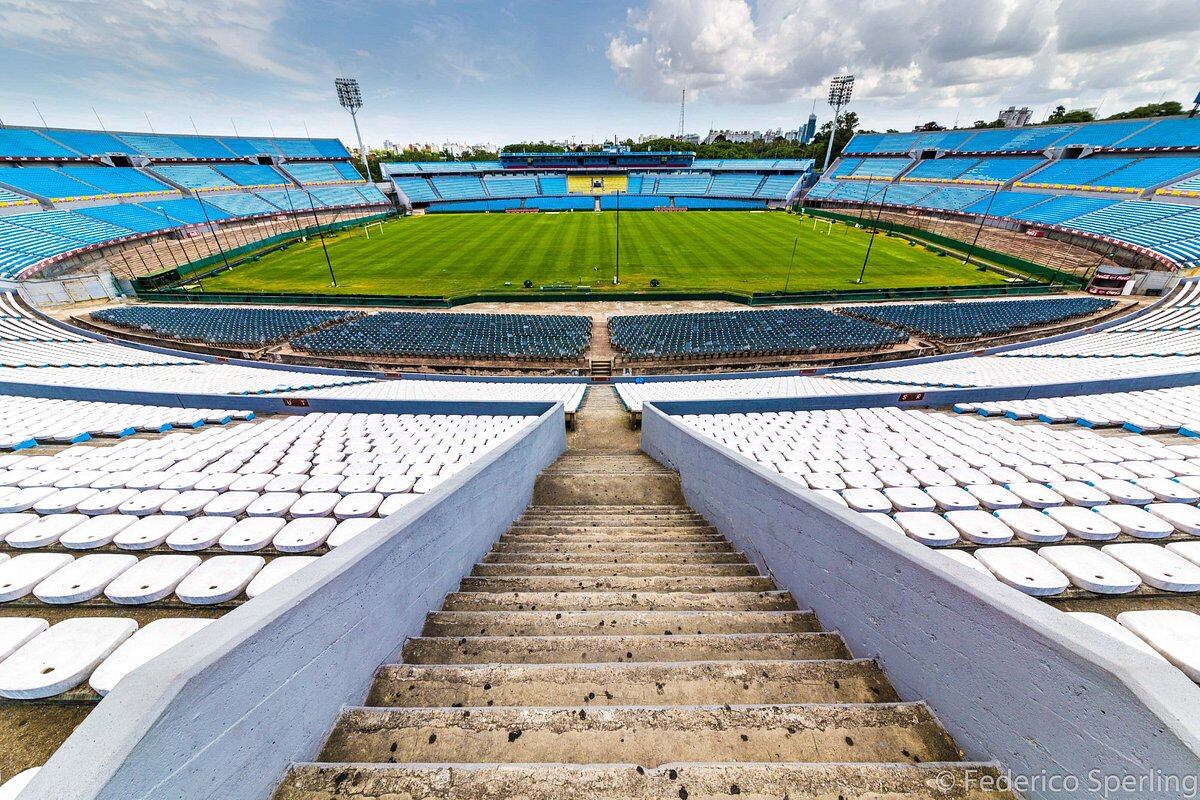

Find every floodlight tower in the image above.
[822,74,854,173]
[335,77,370,180]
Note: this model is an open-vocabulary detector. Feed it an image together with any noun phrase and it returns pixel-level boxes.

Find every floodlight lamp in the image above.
[335,77,363,111]
[827,75,854,108]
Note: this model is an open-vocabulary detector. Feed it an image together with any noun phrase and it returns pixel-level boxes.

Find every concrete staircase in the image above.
[274,446,1012,799]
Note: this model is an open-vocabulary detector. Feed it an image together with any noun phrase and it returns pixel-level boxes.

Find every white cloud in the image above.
[0,0,326,84]
[606,0,1200,128]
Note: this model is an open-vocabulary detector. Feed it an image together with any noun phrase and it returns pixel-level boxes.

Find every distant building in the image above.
[800,114,817,145]
[998,106,1033,127]
[381,140,400,154]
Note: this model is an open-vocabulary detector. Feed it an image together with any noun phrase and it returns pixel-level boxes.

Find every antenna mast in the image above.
[678,88,686,139]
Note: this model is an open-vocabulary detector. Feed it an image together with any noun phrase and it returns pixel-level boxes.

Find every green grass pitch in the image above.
[201,211,1009,296]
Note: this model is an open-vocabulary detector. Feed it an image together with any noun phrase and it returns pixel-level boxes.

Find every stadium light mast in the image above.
[335,77,370,180]
[822,75,854,173]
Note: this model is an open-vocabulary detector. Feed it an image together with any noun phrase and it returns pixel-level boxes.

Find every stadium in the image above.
[2,4,1200,798]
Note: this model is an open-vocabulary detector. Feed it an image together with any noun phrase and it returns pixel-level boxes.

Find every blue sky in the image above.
[0,0,1196,148]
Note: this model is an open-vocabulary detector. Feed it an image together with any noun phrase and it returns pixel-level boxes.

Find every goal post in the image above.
[362,220,385,239]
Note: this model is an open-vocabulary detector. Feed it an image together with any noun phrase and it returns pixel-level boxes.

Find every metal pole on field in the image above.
[856,182,890,284]
[965,182,1000,266]
[196,197,232,273]
[613,189,620,285]
[784,236,798,293]
[154,207,190,269]
[305,191,338,287]
[854,173,874,229]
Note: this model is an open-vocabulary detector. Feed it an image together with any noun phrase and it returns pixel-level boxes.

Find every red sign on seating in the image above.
[282,398,310,407]
[898,392,925,402]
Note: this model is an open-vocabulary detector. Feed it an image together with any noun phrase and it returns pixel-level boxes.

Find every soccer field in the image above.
[201,211,1009,296]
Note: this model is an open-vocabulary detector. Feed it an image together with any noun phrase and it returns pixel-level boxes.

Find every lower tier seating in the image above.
[609,308,905,359]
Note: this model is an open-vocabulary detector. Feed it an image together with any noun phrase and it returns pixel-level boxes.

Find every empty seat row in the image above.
[609,308,905,359]
[845,297,1114,341]
[293,311,591,360]
[92,306,355,347]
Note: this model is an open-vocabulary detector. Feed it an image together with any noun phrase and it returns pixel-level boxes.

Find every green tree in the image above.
[1046,105,1095,124]
[973,118,1006,128]
[501,142,566,153]
[1106,101,1183,120]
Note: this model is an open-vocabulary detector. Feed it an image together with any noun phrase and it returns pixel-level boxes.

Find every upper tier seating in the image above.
[845,117,1200,157]
[213,164,290,188]
[756,175,800,198]
[1017,157,1139,189]
[430,176,487,201]
[845,298,1114,341]
[282,163,361,185]
[92,307,354,347]
[200,193,282,217]
[152,166,238,191]
[1007,194,1117,224]
[903,158,978,181]
[394,177,439,203]
[708,173,765,197]
[608,308,905,359]
[74,204,175,234]
[60,167,173,197]
[41,129,137,156]
[0,167,172,202]
[959,190,1050,217]
[482,176,539,198]
[537,175,567,194]
[0,129,76,159]
[1119,119,1200,150]
[655,174,713,195]
[146,198,231,225]
[293,312,591,361]
[0,168,102,201]
[841,158,912,180]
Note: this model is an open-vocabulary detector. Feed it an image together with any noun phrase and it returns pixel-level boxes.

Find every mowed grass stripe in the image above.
[202,211,1008,296]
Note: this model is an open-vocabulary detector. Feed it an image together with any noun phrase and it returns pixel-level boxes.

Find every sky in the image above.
[0,0,1196,148]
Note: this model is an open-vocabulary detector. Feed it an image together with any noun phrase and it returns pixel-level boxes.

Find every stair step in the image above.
[507,525,718,536]
[319,704,960,766]
[441,590,799,612]
[490,541,737,554]
[499,534,724,546]
[480,551,750,565]
[367,659,898,707]
[277,761,1015,800]
[402,632,848,664]
[470,563,759,578]
[459,576,776,593]
[421,610,817,637]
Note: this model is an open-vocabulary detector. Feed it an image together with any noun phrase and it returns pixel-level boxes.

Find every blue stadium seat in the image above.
[76,204,176,233]
[538,175,567,194]
[655,174,712,196]
[214,164,290,188]
[0,168,103,201]
[41,129,138,156]
[201,193,281,217]
[483,176,539,198]
[283,162,361,185]
[394,177,439,202]
[152,166,238,190]
[609,309,905,359]
[756,175,800,198]
[0,129,76,158]
[1118,118,1200,150]
[430,176,488,200]
[293,312,591,360]
[60,167,173,197]
[846,298,1114,341]
[708,174,765,197]
[92,306,354,347]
